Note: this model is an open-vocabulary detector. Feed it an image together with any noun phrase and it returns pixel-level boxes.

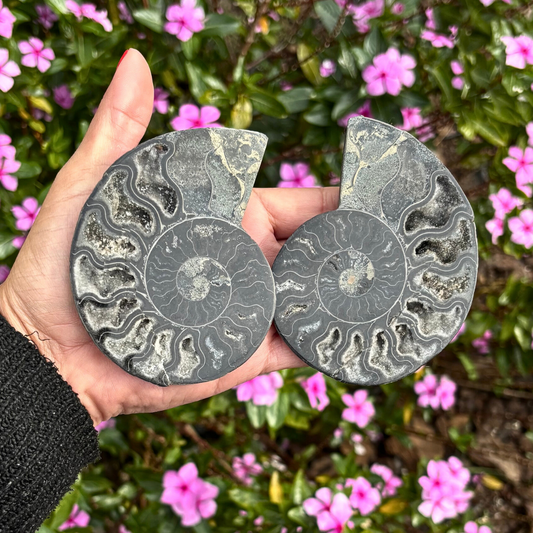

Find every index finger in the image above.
[251,187,340,240]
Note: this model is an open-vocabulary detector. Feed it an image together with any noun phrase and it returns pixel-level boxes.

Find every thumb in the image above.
[54,48,154,197]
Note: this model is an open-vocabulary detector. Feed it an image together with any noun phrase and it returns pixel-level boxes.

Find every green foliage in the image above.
[4,0,533,531]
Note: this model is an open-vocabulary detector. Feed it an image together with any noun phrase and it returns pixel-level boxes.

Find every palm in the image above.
[0,50,337,425]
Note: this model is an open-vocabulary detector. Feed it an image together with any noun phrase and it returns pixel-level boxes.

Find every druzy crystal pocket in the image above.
[272,117,478,385]
[70,129,275,386]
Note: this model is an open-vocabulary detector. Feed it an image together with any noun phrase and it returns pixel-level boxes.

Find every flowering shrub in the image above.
[3,0,533,531]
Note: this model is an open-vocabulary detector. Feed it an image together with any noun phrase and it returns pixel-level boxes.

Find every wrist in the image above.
[0,282,104,427]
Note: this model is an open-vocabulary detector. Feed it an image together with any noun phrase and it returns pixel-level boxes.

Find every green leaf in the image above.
[331,90,362,120]
[338,40,357,79]
[290,469,313,504]
[228,488,264,509]
[278,87,314,114]
[266,391,290,430]
[200,14,241,37]
[315,0,342,34]
[45,488,79,529]
[246,401,267,428]
[16,162,42,179]
[287,506,314,527]
[185,62,209,101]
[133,8,163,33]
[304,103,331,126]
[0,232,16,261]
[457,353,478,381]
[248,90,287,118]
[297,42,322,86]
[363,27,387,57]
[45,0,67,15]
[47,58,68,75]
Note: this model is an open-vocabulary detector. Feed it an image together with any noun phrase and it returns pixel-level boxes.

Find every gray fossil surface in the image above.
[272,117,478,385]
[70,128,275,386]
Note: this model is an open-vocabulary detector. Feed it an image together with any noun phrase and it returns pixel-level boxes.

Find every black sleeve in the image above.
[0,313,100,533]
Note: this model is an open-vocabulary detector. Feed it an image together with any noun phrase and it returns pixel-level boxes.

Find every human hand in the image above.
[0,49,339,426]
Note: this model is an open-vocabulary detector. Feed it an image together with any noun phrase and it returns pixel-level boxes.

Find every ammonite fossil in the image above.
[272,116,478,385]
[70,128,275,386]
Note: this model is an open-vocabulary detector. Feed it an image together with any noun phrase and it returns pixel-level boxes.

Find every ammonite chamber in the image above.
[272,116,478,385]
[70,128,275,386]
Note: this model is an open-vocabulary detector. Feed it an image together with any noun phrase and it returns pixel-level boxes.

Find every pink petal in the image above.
[341,393,355,407]
[280,163,296,181]
[177,26,194,42]
[199,105,221,125]
[170,116,194,131]
[29,37,44,51]
[18,41,33,54]
[179,462,199,483]
[198,498,217,519]
[40,48,55,61]
[0,72,14,92]
[1,174,17,191]
[37,57,52,73]
[179,103,200,121]
[2,60,20,77]
[21,54,38,68]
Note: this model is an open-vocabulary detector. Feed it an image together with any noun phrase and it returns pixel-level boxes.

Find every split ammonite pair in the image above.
[69,117,478,387]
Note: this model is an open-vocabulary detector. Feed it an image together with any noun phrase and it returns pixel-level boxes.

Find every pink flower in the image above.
[118,1,133,24]
[95,418,116,431]
[153,87,170,114]
[170,103,222,130]
[254,516,264,526]
[0,156,19,191]
[414,374,440,409]
[303,487,333,517]
[301,373,330,411]
[53,85,75,109]
[161,463,218,526]
[278,162,317,188]
[18,38,55,73]
[465,521,492,533]
[35,4,58,29]
[0,134,15,160]
[421,30,455,49]
[447,457,470,487]
[12,235,26,248]
[11,197,41,231]
[333,427,343,439]
[280,81,293,91]
[362,48,416,96]
[236,371,284,406]
[346,477,381,515]
[508,209,533,248]
[0,49,20,93]
[0,265,9,283]
[58,504,90,530]
[338,101,373,127]
[490,188,522,218]
[399,107,424,130]
[316,493,353,533]
[65,1,112,31]
[0,0,15,39]
[418,459,472,523]
[451,322,466,342]
[320,59,336,78]
[451,60,464,75]
[425,8,436,30]
[349,0,383,33]
[503,146,533,196]
[472,330,492,354]
[527,122,533,146]
[165,0,205,42]
[370,464,403,497]
[118,526,131,533]
[341,390,375,428]
[391,3,404,14]
[501,36,533,69]
[161,463,202,510]
[437,376,456,410]
[486,217,504,244]
[232,453,263,485]
[179,480,218,526]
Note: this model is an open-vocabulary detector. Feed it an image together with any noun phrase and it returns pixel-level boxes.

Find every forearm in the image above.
[0,313,99,533]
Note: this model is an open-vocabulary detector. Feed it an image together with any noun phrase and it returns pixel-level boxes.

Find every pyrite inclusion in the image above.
[70,128,275,386]
[272,117,478,385]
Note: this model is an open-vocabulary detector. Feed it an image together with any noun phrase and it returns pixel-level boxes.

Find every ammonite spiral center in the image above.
[176,257,230,302]
[334,250,375,297]
[146,219,232,327]
[315,211,406,324]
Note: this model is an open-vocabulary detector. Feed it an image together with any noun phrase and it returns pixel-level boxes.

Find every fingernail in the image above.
[117,50,129,68]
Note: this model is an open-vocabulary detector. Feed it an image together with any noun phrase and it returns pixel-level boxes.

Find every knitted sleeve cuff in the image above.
[0,313,100,533]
